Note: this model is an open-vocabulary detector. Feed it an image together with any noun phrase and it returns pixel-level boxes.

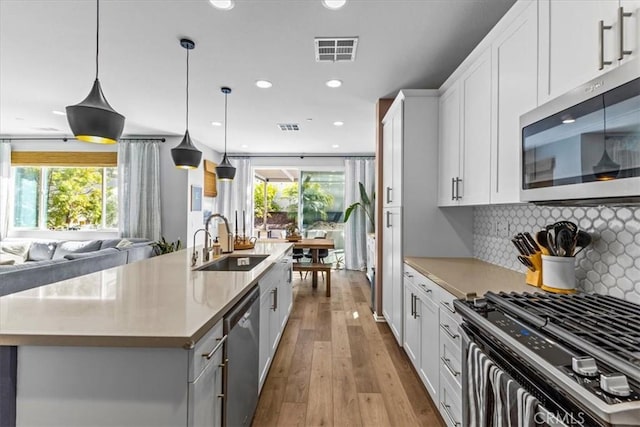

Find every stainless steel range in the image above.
[454,292,640,427]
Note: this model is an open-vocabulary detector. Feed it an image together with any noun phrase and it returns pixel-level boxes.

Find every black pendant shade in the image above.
[66,79,124,144]
[171,130,202,170]
[66,0,125,144]
[593,147,620,181]
[171,38,202,169]
[215,86,236,181]
[216,154,236,181]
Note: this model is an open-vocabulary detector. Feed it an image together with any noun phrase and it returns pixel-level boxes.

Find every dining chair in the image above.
[304,234,328,280]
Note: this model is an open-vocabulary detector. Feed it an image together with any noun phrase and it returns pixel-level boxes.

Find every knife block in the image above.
[525,253,542,287]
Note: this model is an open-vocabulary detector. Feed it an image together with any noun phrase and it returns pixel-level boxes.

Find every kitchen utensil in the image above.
[512,238,530,256]
[516,233,534,254]
[544,227,557,256]
[523,232,541,252]
[573,230,592,256]
[555,228,574,257]
[517,255,536,271]
[553,220,578,235]
[535,230,552,256]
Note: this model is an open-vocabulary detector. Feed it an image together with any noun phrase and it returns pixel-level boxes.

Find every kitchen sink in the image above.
[195,254,269,272]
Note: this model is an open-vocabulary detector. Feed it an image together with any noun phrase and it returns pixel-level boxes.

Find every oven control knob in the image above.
[572,356,598,377]
[600,373,631,397]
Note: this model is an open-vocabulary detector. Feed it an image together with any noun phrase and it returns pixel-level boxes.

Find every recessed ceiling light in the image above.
[211,121,222,127]
[326,79,342,88]
[15,117,24,121]
[255,80,272,89]
[332,144,340,148]
[52,110,66,116]
[209,0,234,10]
[241,144,249,148]
[306,118,313,121]
[333,121,344,126]
[322,0,346,10]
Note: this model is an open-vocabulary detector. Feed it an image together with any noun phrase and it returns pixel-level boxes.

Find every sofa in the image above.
[0,238,155,297]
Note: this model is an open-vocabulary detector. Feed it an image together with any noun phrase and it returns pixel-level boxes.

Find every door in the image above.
[390,105,404,207]
[491,0,539,204]
[459,49,492,205]
[390,208,403,345]
[382,117,394,208]
[539,0,618,103]
[189,356,222,427]
[620,1,640,66]
[381,209,394,323]
[403,282,420,369]
[258,285,273,391]
[418,296,440,402]
[438,84,461,206]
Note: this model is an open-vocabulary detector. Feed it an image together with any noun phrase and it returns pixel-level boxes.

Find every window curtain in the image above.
[0,141,10,240]
[118,140,162,241]
[344,157,375,271]
[215,157,252,236]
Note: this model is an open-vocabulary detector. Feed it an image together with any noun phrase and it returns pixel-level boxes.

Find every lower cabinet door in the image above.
[258,290,273,391]
[403,284,420,368]
[418,296,439,402]
[439,371,462,427]
[189,353,223,427]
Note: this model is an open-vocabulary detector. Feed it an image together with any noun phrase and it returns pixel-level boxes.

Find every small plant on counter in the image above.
[150,237,182,255]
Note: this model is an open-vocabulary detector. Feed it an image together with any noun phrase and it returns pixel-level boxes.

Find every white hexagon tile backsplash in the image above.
[473,205,640,303]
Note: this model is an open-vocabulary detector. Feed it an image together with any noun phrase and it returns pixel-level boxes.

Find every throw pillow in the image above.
[28,242,57,261]
[116,239,133,249]
[0,241,30,264]
[52,240,102,260]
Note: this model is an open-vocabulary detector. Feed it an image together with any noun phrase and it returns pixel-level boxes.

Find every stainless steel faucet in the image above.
[192,228,212,266]
[204,213,231,261]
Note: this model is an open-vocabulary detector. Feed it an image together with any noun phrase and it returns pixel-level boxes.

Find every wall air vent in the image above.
[314,37,358,62]
[278,123,300,131]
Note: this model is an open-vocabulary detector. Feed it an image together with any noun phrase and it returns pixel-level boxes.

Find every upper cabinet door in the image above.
[490,0,539,204]
[459,49,492,206]
[382,101,403,208]
[438,85,461,207]
[538,0,620,104]
[620,0,640,66]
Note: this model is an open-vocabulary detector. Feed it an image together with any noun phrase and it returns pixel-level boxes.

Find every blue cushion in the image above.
[64,248,119,260]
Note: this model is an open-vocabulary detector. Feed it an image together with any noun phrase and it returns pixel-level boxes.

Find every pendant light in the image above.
[593,95,619,181]
[171,39,202,169]
[66,0,125,144]
[215,87,236,181]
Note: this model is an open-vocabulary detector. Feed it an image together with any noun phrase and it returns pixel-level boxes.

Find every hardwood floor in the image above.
[252,270,445,427]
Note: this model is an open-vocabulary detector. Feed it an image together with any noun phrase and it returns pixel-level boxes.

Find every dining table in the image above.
[261,238,335,288]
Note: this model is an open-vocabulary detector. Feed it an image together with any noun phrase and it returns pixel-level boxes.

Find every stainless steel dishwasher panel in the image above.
[223,286,260,427]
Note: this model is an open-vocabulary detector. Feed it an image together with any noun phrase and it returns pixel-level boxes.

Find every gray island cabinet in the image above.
[0,242,293,427]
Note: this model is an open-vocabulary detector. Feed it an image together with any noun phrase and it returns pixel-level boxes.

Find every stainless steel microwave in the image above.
[520,60,640,205]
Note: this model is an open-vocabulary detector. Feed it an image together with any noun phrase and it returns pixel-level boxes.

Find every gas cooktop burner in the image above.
[455,291,640,426]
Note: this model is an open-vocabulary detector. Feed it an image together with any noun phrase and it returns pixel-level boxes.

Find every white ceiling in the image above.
[0,0,516,154]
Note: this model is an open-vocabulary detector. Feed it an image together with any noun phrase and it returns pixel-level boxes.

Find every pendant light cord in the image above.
[224,91,228,153]
[95,0,99,80]
[186,48,190,130]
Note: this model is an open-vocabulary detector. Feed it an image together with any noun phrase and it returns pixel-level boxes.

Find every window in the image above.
[13,166,118,231]
[12,166,118,231]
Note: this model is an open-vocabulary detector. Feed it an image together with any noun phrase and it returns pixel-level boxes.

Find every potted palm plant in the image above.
[344,182,374,230]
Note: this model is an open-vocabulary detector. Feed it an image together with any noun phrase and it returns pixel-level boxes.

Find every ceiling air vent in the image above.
[278,123,300,131]
[314,37,358,62]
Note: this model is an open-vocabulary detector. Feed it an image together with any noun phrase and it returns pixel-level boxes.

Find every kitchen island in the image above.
[0,241,292,427]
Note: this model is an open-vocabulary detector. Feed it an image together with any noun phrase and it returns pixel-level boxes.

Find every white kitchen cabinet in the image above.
[417,289,440,401]
[438,49,492,206]
[438,84,461,207]
[382,91,473,345]
[538,0,639,104]
[490,0,539,204]
[382,207,402,343]
[258,254,292,392]
[403,274,420,367]
[189,321,224,427]
[382,106,403,208]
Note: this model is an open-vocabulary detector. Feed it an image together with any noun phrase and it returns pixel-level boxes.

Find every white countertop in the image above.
[0,242,292,348]
[404,257,538,299]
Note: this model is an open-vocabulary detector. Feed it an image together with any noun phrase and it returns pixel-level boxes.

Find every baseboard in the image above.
[372,312,386,323]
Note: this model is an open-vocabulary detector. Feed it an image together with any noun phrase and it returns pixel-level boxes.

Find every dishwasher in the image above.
[223,286,260,427]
